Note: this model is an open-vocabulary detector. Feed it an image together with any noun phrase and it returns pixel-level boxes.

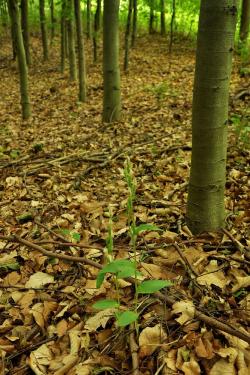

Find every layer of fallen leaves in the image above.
[0,31,249,375]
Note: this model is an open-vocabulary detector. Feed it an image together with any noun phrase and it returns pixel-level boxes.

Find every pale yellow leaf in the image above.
[25,272,54,289]
[139,323,167,358]
[172,301,195,325]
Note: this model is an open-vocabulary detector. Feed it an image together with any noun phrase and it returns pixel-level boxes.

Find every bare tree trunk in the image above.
[20,0,30,65]
[131,0,137,47]
[50,0,56,42]
[66,0,77,81]
[160,0,166,35]
[60,0,66,73]
[39,0,49,60]
[93,0,101,62]
[169,0,176,54]
[124,0,133,72]
[149,0,154,34]
[86,0,92,39]
[240,0,250,41]
[74,0,86,101]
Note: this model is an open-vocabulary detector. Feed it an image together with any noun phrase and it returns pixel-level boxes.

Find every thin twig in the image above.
[129,324,140,375]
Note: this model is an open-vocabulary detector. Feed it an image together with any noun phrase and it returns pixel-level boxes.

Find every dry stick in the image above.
[35,239,103,250]
[129,324,140,375]
[222,228,250,260]
[2,235,250,345]
[172,243,198,277]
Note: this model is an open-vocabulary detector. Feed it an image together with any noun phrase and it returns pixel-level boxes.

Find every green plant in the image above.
[230,114,250,148]
[93,159,172,327]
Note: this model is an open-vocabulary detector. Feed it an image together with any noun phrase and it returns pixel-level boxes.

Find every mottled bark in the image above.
[74,0,86,101]
[187,0,238,234]
[103,0,121,122]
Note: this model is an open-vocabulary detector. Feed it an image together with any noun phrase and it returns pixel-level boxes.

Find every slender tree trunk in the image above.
[7,0,17,60]
[103,0,121,123]
[8,0,31,119]
[169,0,176,53]
[160,0,166,35]
[74,0,86,101]
[86,0,92,39]
[39,0,49,60]
[240,0,250,41]
[50,0,56,42]
[149,0,154,34]
[20,0,30,65]
[66,0,77,81]
[131,0,137,47]
[93,0,101,62]
[60,0,66,73]
[186,0,238,234]
[124,0,133,72]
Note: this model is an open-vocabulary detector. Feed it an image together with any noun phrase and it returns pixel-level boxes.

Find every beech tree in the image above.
[8,0,31,119]
[39,0,49,60]
[74,0,86,101]
[240,0,250,41]
[103,0,121,122]
[186,0,238,234]
[20,0,30,65]
[66,0,77,81]
[93,0,101,62]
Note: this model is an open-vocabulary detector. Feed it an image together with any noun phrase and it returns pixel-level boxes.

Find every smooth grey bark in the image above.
[8,0,31,119]
[240,0,250,41]
[66,0,77,81]
[74,0,86,101]
[20,0,30,65]
[93,0,101,62]
[39,0,49,60]
[186,0,239,234]
[103,0,121,122]
[124,0,133,72]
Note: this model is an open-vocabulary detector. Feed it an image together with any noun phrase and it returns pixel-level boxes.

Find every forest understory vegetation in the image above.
[0,29,250,374]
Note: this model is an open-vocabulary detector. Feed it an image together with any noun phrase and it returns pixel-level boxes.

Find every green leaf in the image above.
[72,232,80,242]
[96,259,137,288]
[134,224,161,236]
[137,280,172,294]
[93,299,120,310]
[116,310,138,327]
[96,271,106,288]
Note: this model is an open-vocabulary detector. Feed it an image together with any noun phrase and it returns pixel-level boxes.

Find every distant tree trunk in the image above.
[160,0,166,35]
[8,0,31,119]
[50,0,56,42]
[60,0,66,72]
[93,0,101,62]
[124,0,133,72]
[186,0,238,234]
[86,0,92,39]
[66,0,77,81]
[7,0,17,60]
[74,0,86,101]
[20,0,30,65]
[39,0,49,60]
[103,0,121,123]
[169,0,176,53]
[240,0,250,41]
[131,0,137,47]
[149,0,154,34]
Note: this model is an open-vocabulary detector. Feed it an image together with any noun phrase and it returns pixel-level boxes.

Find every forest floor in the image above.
[0,33,250,375]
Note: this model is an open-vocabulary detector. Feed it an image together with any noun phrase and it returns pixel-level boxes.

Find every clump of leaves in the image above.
[93,159,172,327]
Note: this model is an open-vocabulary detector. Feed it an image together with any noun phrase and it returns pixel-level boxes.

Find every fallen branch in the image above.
[1,234,250,345]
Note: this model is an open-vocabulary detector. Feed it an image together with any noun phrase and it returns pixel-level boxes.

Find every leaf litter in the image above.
[0,34,249,374]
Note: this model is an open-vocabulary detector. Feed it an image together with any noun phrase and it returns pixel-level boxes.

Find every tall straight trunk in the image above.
[60,0,66,72]
[149,0,154,34]
[50,0,56,42]
[131,0,137,47]
[20,0,30,65]
[240,0,250,41]
[74,0,86,101]
[186,0,238,234]
[93,0,101,62]
[160,0,166,35]
[169,0,176,53]
[66,0,77,81]
[8,0,31,119]
[103,0,121,123]
[86,0,91,39]
[124,0,133,72]
[39,0,49,60]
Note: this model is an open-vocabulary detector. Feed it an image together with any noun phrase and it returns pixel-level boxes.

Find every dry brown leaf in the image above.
[25,272,54,289]
[139,323,168,358]
[172,300,195,325]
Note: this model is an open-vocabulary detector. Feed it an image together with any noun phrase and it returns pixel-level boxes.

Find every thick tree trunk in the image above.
[103,0,121,123]
[20,0,30,65]
[86,0,92,39]
[39,0,49,60]
[131,0,137,47]
[160,0,166,35]
[124,0,133,72]
[66,0,77,81]
[8,0,31,119]
[186,0,238,234]
[60,0,66,73]
[93,0,101,62]
[240,0,250,41]
[74,0,86,101]
[149,1,154,34]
